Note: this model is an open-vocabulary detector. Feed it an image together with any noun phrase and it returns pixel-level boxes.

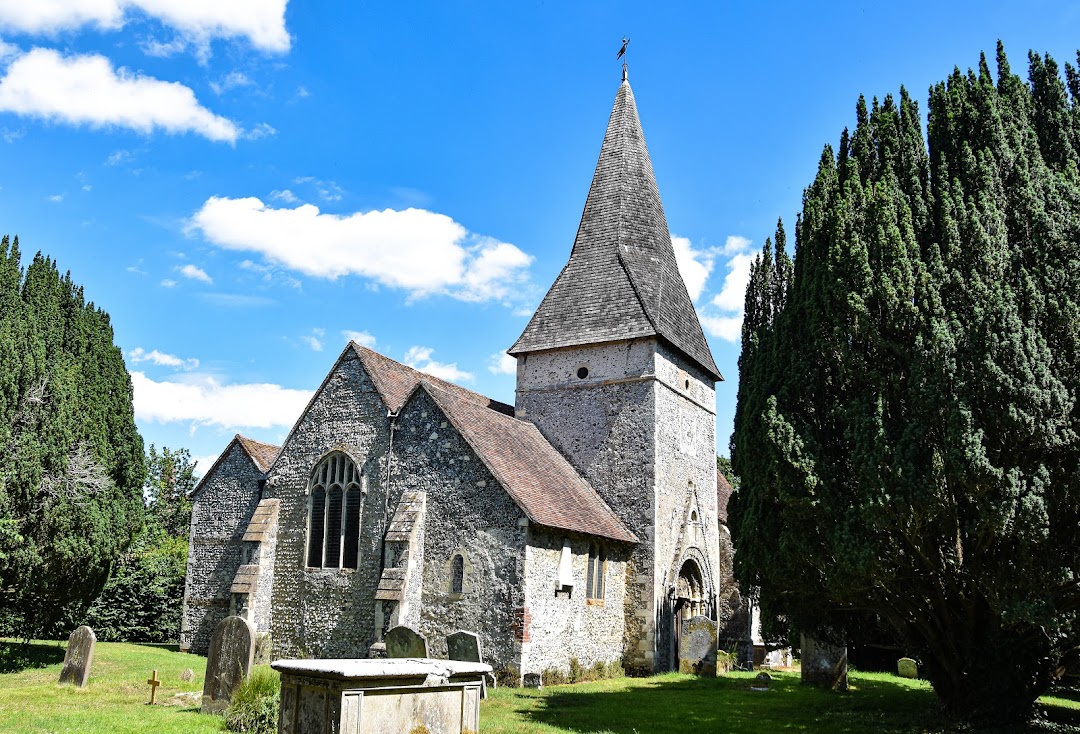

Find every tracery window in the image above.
[586,543,606,599]
[307,452,363,569]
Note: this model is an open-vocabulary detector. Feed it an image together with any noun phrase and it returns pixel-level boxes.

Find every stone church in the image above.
[181,67,739,678]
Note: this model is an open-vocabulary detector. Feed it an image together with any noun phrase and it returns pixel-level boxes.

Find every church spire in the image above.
[509,72,721,380]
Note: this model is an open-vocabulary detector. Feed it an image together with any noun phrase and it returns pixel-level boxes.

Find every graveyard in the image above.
[3,637,1080,733]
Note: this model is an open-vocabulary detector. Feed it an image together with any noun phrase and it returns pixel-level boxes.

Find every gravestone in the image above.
[201,615,255,713]
[522,672,542,689]
[58,626,96,687]
[897,657,918,679]
[385,625,428,659]
[678,616,718,676]
[180,668,195,683]
[751,672,772,691]
[800,635,848,691]
[446,631,482,663]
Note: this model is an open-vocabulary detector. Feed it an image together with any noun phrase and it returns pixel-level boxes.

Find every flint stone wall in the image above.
[515,339,656,671]
[521,526,627,677]
[394,388,527,675]
[268,353,390,659]
[515,337,719,673]
[182,442,264,654]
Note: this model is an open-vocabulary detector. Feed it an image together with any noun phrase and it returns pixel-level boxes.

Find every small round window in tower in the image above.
[576,366,590,379]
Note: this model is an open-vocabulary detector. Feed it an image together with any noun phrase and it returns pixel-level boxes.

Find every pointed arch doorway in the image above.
[673,558,705,668]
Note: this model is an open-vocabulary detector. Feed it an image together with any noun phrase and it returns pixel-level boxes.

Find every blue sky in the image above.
[1,1,1078,473]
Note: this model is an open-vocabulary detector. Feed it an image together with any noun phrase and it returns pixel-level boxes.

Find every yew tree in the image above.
[731,45,1080,724]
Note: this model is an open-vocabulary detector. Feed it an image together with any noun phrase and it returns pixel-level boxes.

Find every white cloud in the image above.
[671,234,713,302]
[106,149,133,165]
[0,39,19,61]
[127,346,200,370]
[711,252,754,313]
[698,235,756,344]
[294,175,342,202]
[487,352,517,376]
[189,197,534,302]
[700,314,744,343]
[403,346,473,384]
[160,278,177,287]
[48,193,64,202]
[270,189,298,203]
[300,334,323,352]
[81,183,92,191]
[209,71,252,95]
[0,48,240,142]
[342,330,376,348]
[130,370,312,430]
[190,452,220,478]
[178,263,212,283]
[723,235,752,255]
[244,122,275,140]
[0,1,290,54]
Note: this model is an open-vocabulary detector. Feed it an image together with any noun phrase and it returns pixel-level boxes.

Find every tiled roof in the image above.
[717,471,734,524]
[509,72,721,381]
[236,435,281,473]
[420,381,637,544]
[192,434,279,498]
[352,344,514,415]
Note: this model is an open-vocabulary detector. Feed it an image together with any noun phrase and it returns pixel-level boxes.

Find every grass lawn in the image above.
[3,640,1080,733]
[0,639,222,733]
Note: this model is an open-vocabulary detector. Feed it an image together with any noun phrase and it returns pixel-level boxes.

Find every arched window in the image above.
[451,554,464,595]
[307,452,363,569]
[587,543,605,599]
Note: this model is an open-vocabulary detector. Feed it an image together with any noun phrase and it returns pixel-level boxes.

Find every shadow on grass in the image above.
[0,640,65,674]
[519,673,1080,734]
[129,642,181,653]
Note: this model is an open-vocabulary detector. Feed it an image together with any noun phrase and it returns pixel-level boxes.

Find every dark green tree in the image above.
[731,46,1080,724]
[0,238,145,639]
[83,445,195,642]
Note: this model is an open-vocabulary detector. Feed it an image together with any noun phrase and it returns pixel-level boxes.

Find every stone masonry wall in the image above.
[268,352,391,659]
[651,343,719,671]
[393,389,527,675]
[521,527,627,678]
[515,338,656,672]
[181,443,263,654]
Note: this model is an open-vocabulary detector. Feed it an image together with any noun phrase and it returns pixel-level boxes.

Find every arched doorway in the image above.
[673,559,705,666]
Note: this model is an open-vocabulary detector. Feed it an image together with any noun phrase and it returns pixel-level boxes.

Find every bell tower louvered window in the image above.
[307,452,363,569]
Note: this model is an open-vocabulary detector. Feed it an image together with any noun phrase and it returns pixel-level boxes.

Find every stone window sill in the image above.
[586,598,605,607]
[448,593,464,601]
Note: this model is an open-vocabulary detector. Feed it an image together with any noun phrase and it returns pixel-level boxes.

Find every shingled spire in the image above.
[510,70,721,380]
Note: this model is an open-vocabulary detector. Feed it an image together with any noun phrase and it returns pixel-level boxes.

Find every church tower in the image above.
[510,66,724,673]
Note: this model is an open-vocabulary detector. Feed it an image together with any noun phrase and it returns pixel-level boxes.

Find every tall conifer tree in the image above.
[732,47,1080,723]
[0,238,145,638]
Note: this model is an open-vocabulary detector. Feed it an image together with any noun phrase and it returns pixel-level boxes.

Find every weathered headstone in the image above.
[678,616,718,676]
[446,631,482,663]
[897,657,918,679]
[58,625,96,687]
[201,615,255,714]
[180,668,195,683]
[385,625,428,659]
[522,672,543,689]
[800,635,848,691]
[751,671,772,691]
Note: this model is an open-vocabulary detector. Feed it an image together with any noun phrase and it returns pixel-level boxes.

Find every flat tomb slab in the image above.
[272,658,492,734]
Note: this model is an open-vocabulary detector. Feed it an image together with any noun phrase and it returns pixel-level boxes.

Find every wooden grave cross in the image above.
[146,669,161,705]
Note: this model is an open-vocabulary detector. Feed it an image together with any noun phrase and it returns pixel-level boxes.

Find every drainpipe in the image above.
[378,409,398,576]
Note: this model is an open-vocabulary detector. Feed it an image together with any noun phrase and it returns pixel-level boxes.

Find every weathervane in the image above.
[617,36,630,80]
